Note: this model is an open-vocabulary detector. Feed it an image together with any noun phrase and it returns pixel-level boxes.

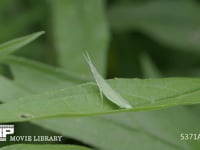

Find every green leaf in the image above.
[0,31,45,60]
[1,61,199,149]
[1,57,200,149]
[50,0,109,77]
[0,144,91,150]
[0,77,200,123]
[34,107,200,150]
[5,56,84,93]
[0,75,28,102]
[109,1,200,52]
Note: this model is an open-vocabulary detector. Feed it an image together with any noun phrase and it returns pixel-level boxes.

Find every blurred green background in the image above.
[0,0,200,149]
[1,0,200,79]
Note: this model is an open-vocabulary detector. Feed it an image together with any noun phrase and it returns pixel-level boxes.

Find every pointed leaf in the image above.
[0,31,45,60]
[0,78,200,123]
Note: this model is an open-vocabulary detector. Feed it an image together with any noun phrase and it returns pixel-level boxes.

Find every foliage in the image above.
[0,0,200,150]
